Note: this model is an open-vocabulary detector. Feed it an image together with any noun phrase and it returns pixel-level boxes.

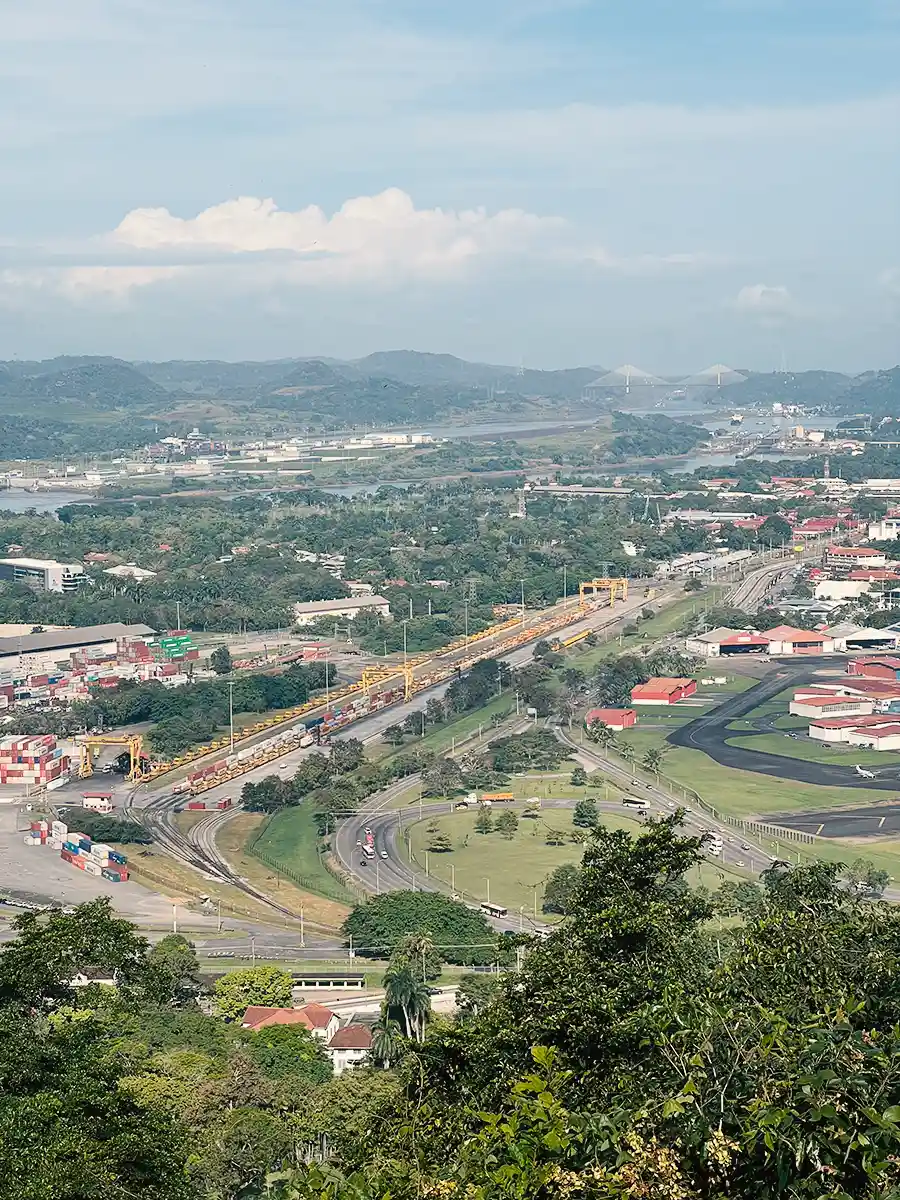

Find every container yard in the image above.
[0,734,71,790]
[25,816,129,882]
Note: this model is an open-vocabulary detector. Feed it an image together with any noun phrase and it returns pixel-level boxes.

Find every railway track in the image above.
[137,790,310,924]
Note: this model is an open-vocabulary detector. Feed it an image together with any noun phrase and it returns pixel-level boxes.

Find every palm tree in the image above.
[371,1017,402,1069]
[586,721,615,750]
[642,746,668,776]
[383,964,432,1042]
[615,739,638,767]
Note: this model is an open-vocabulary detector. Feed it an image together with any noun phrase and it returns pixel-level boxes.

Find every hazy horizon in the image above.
[1,2,897,373]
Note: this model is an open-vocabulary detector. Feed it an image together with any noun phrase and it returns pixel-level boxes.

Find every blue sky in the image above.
[0,0,897,371]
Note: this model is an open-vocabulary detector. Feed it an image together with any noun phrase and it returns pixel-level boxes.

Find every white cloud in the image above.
[0,188,717,303]
[734,283,795,315]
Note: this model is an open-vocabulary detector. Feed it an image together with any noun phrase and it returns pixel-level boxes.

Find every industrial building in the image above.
[585,707,637,731]
[685,628,770,658]
[822,624,900,653]
[0,557,86,593]
[0,623,155,674]
[763,625,832,655]
[292,596,391,625]
[847,657,900,681]
[630,678,697,706]
[789,694,875,719]
[825,546,888,571]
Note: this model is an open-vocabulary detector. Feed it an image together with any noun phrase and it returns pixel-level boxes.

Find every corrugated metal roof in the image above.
[0,623,155,658]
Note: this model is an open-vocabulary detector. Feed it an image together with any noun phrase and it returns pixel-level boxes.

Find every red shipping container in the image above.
[216,799,233,810]
[187,801,205,811]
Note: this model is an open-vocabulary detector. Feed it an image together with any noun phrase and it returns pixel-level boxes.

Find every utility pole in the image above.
[402,621,408,673]
[485,877,490,905]
[425,850,430,877]
[228,680,235,754]
[520,579,526,626]
[250,934,256,966]
[464,599,469,648]
[176,600,181,631]
[325,647,330,708]
[450,863,455,892]
[172,904,178,934]
[563,563,567,609]
[300,903,305,948]
[217,899,222,933]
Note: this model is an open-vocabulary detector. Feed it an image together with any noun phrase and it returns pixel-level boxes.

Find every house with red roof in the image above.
[327,1024,374,1074]
[241,1003,339,1040]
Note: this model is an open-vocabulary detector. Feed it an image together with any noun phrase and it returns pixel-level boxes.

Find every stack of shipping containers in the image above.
[0,735,71,789]
[23,816,130,882]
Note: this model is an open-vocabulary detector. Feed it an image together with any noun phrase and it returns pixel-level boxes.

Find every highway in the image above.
[129,580,678,924]
[129,546,812,925]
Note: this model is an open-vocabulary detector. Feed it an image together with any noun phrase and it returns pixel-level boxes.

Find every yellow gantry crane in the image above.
[78,733,145,781]
[360,664,416,702]
[578,577,629,610]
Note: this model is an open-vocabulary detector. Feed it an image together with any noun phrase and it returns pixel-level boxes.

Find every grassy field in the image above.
[251,803,360,907]
[725,732,900,768]
[216,814,350,930]
[611,726,891,817]
[406,806,751,914]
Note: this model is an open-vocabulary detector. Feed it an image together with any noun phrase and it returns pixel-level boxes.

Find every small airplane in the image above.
[855,765,876,779]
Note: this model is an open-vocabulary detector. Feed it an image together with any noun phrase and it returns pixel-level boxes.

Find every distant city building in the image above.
[292,596,392,625]
[0,557,86,593]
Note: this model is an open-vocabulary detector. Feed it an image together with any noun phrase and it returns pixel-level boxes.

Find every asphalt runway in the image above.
[668,660,900,792]
[770,804,900,839]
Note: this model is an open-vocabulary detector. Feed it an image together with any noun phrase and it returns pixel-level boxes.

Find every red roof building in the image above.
[848,657,900,681]
[763,625,832,655]
[585,708,637,731]
[242,1003,338,1039]
[630,677,697,705]
[327,1023,374,1075]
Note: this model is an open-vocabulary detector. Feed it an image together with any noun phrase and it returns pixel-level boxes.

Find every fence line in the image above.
[244,810,362,904]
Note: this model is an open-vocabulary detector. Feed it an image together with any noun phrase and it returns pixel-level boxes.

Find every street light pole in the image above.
[464,599,469,648]
[228,680,235,755]
[403,620,408,673]
[325,647,330,708]
[520,580,526,626]
[485,877,490,905]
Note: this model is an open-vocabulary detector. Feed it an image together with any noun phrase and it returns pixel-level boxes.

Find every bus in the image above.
[622,796,650,812]
[480,902,508,918]
[481,792,514,804]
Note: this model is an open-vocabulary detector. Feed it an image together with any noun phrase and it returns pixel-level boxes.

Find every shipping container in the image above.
[216,798,233,810]
[187,801,205,811]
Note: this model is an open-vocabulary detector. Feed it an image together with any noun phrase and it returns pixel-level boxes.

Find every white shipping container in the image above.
[47,838,62,850]
[83,861,102,876]
[23,834,41,845]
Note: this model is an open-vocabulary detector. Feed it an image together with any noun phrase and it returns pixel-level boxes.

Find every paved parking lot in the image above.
[0,804,195,924]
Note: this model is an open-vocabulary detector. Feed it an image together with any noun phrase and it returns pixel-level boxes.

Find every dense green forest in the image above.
[0,481,749,638]
[5,820,900,1199]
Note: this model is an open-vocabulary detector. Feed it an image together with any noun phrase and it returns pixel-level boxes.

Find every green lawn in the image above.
[405,806,749,914]
[611,727,890,818]
[252,803,359,904]
[725,732,899,769]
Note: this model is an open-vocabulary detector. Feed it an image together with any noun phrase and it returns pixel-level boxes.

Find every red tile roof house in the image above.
[241,1003,339,1041]
[327,1023,374,1075]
